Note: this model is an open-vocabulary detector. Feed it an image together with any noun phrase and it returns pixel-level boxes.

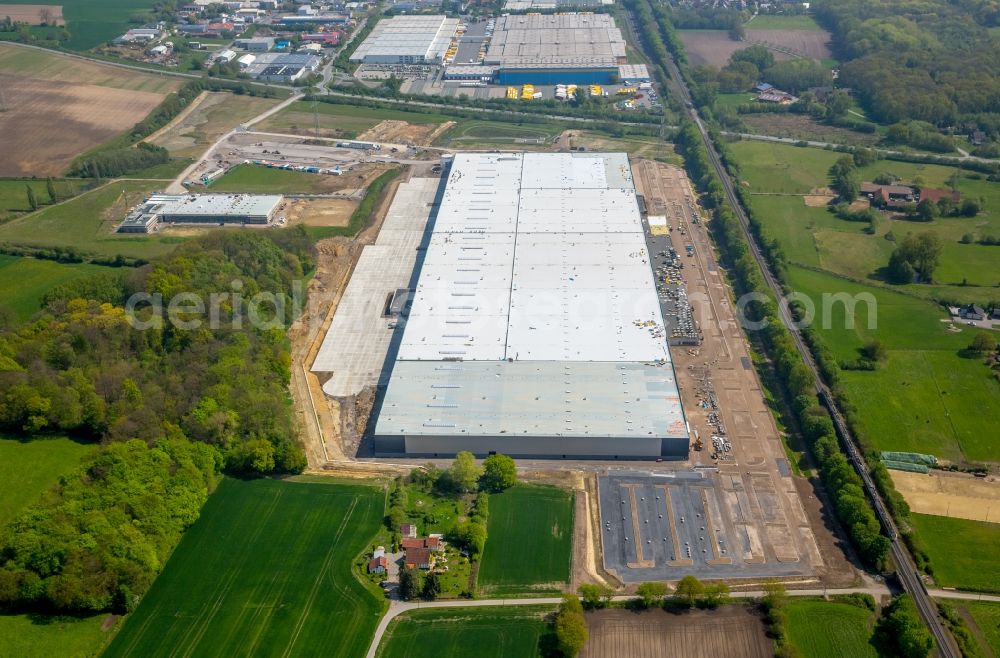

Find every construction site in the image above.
[291,150,853,586]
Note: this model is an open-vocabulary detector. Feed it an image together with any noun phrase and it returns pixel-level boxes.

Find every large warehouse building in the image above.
[350,15,460,64]
[484,13,627,84]
[373,152,688,459]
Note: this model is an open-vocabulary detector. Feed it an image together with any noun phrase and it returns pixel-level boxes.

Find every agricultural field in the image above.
[581,606,772,658]
[0,255,112,321]
[0,180,184,260]
[104,478,386,658]
[0,4,63,24]
[0,613,113,658]
[679,27,831,68]
[149,92,282,159]
[963,601,1000,656]
[256,101,449,140]
[0,434,96,526]
[744,14,826,30]
[478,485,573,595]
[0,44,181,177]
[0,0,159,50]
[785,599,877,658]
[375,606,555,658]
[908,514,1000,593]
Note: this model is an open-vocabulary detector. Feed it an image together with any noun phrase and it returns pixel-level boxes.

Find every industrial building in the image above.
[503,0,612,9]
[243,52,322,81]
[118,193,282,233]
[484,13,627,84]
[372,152,688,459]
[350,15,461,64]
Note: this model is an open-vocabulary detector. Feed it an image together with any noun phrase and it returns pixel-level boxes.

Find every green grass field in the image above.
[210,164,341,195]
[375,606,555,658]
[908,514,1000,593]
[0,613,113,658]
[478,485,573,595]
[745,14,825,30]
[104,477,386,658]
[436,120,563,146]
[0,181,183,260]
[964,601,1000,655]
[0,256,112,321]
[715,92,756,111]
[0,179,92,215]
[259,100,449,138]
[0,0,158,50]
[786,599,877,658]
[0,435,97,527]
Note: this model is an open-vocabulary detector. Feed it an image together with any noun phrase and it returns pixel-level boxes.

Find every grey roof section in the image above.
[375,360,686,438]
[146,193,282,217]
[350,15,460,62]
[484,13,626,68]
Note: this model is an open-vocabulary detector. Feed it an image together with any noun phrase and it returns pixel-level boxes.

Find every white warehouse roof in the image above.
[397,152,666,362]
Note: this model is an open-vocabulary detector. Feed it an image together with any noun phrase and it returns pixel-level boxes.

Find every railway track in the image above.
[634,14,961,657]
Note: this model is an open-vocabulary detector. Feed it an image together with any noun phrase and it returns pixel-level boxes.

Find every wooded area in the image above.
[0,229,317,614]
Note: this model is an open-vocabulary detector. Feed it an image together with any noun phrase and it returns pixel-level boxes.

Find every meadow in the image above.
[964,601,1000,655]
[103,477,387,658]
[0,181,184,260]
[478,485,574,595]
[0,179,93,218]
[0,613,113,658]
[908,514,1000,593]
[375,606,555,658]
[258,100,450,139]
[785,599,877,658]
[0,256,112,321]
[0,434,96,526]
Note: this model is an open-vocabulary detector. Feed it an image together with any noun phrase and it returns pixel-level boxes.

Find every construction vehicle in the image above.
[506,86,518,100]
[521,84,535,100]
[589,84,602,97]
[617,86,637,95]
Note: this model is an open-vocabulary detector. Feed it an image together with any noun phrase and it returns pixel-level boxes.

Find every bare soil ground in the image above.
[632,159,856,585]
[0,44,180,93]
[565,130,680,163]
[284,198,357,227]
[804,194,834,207]
[150,92,281,158]
[580,606,772,658]
[891,470,1000,524]
[741,114,879,146]
[680,29,831,67]
[0,4,62,24]
[356,119,447,146]
[0,75,167,176]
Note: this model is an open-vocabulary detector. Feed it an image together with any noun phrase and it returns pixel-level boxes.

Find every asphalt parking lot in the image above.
[599,472,813,582]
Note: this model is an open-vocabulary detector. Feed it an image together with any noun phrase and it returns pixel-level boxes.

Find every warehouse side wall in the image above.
[496,67,617,85]
[372,434,688,459]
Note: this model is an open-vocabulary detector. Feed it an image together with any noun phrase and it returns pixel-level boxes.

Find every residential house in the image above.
[401,537,424,550]
[367,545,388,573]
[404,547,435,570]
[426,534,444,551]
[400,523,418,539]
[757,89,798,105]
[991,308,1000,321]
[861,182,916,209]
[753,82,773,93]
[971,130,987,146]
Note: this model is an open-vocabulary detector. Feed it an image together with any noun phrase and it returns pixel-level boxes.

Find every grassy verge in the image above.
[0,613,114,658]
[0,256,114,321]
[0,435,97,526]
